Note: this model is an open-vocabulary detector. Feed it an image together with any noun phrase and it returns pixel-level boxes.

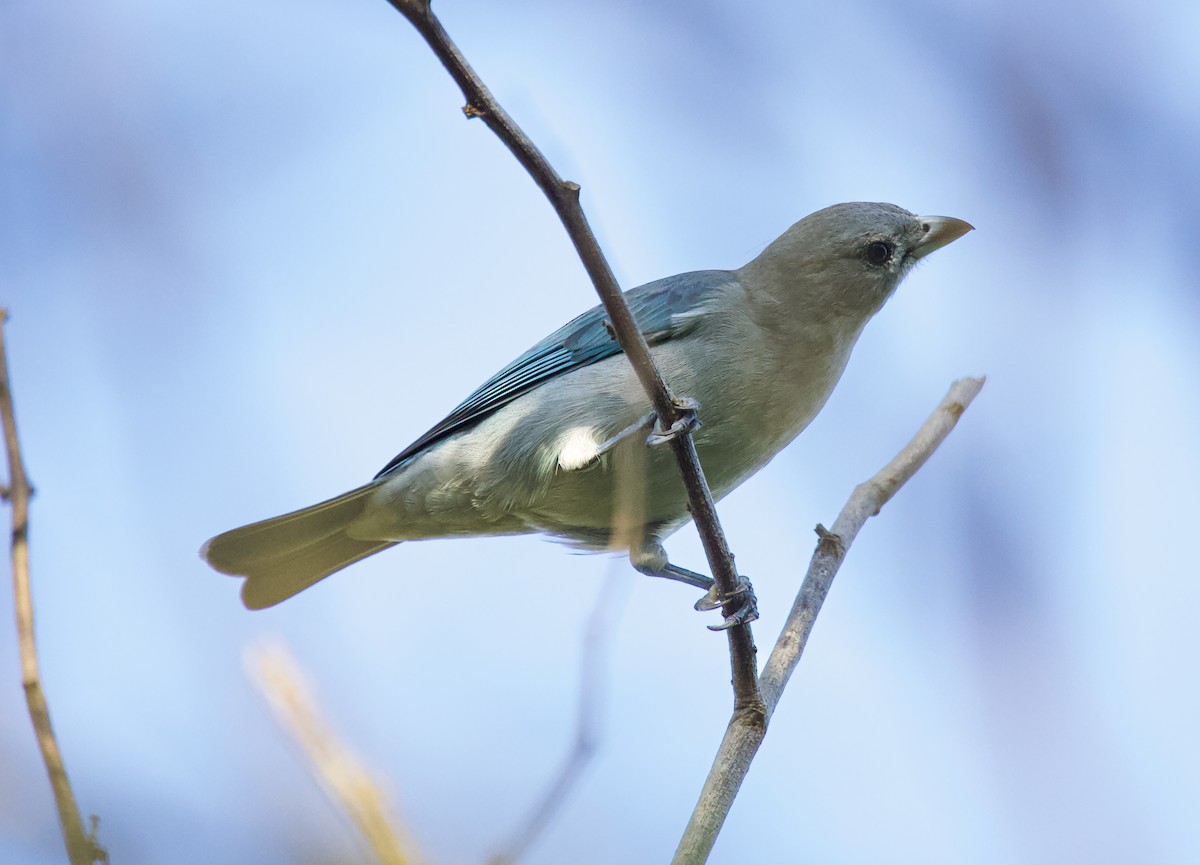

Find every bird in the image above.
[202,202,972,627]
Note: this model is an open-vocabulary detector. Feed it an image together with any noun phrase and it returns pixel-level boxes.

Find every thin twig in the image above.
[383,0,762,714]
[247,640,424,865]
[672,376,986,864]
[0,310,106,865]
[487,569,630,865]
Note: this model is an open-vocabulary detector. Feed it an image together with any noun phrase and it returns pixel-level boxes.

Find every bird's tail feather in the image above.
[201,483,396,610]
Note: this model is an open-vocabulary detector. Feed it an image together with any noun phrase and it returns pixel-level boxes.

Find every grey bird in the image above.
[202,202,971,626]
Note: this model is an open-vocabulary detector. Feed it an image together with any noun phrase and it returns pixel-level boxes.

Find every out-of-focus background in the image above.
[2,1,1198,863]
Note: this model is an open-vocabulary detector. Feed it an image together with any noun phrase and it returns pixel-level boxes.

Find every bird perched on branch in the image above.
[202,202,971,627]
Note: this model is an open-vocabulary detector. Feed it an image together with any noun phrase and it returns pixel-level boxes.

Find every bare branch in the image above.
[247,640,424,865]
[672,376,986,864]
[0,310,107,865]
[382,0,762,713]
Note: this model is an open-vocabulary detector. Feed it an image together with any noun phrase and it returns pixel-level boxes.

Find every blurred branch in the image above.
[0,310,107,865]
[488,419,643,864]
[487,570,630,865]
[672,376,986,864]
[382,0,762,715]
[247,641,423,865]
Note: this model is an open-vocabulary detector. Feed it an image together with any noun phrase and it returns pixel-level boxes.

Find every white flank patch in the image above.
[557,426,601,471]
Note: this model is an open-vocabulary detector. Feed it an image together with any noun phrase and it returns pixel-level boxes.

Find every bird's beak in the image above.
[910,215,974,259]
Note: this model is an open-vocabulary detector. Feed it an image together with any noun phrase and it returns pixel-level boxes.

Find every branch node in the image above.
[856,480,889,516]
[814,523,845,557]
[561,180,581,200]
[462,102,485,119]
[731,700,768,731]
[86,816,109,864]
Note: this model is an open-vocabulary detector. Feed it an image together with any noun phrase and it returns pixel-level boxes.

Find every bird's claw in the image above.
[647,396,702,446]
[694,575,759,631]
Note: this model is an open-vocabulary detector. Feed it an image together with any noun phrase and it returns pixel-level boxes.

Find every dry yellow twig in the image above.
[246,640,424,865]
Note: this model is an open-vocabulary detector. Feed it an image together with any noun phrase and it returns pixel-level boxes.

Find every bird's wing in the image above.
[375,269,736,478]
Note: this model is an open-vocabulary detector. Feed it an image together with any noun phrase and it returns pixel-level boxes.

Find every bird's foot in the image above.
[630,543,756,631]
[694,574,759,631]
[647,396,701,446]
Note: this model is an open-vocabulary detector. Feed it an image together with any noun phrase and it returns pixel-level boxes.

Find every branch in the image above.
[0,310,107,865]
[383,0,762,713]
[672,376,986,864]
[487,570,628,865]
[247,640,424,865]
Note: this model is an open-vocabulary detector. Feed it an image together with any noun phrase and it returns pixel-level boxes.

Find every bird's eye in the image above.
[865,241,894,266]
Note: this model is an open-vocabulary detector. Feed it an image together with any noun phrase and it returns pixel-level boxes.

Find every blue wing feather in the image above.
[375,269,735,478]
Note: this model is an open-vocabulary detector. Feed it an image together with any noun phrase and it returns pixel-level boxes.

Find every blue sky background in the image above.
[2,1,1198,863]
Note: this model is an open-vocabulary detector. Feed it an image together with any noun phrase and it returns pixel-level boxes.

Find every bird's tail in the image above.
[201,483,396,610]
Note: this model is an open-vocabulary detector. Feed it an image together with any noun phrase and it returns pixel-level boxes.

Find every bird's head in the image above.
[739,202,973,321]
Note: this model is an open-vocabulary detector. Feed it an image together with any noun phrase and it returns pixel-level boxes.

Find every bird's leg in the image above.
[630,540,758,631]
[584,411,657,466]
[589,395,702,462]
[568,397,702,473]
